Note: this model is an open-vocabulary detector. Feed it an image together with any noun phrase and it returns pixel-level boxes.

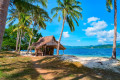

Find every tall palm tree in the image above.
[0,0,10,50]
[106,0,117,59]
[51,0,82,55]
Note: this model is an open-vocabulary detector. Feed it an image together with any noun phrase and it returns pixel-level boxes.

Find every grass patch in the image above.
[0,71,5,78]
[0,51,43,80]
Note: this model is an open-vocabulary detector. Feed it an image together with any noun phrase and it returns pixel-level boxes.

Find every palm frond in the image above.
[51,7,63,14]
[13,27,19,32]
[72,10,82,18]
[72,6,82,11]
[69,12,79,26]
[24,26,33,38]
[57,0,64,7]
[58,15,62,22]
[51,0,82,32]
[66,16,75,32]
[106,0,113,12]
[52,12,58,19]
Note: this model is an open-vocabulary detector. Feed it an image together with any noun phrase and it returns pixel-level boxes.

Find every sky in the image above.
[7,0,120,46]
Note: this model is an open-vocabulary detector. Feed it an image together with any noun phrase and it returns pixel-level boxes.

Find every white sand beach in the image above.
[60,55,120,73]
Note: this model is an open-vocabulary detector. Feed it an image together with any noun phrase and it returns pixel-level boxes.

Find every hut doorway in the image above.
[46,47,54,55]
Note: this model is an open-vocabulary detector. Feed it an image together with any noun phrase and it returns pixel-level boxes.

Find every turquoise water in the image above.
[21,48,120,59]
[54,48,120,59]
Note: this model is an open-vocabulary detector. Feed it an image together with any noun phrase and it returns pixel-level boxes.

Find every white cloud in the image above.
[83,23,86,25]
[98,38,107,43]
[84,21,108,36]
[77,40,80,42]
[87,17,100,23]
[84,17,120,43]
[97,30,120,43]
[63,32,70,38]
[117,33,120,42]
[97,30,114,43]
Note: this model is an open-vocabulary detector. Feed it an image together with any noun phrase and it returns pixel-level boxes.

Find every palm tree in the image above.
[7,9,20,51]
[51,0,82,55]
[7,9,33,53]
[13,0,48,52]
[7,0,49,51]
[106,0,117,59]
[27,5,50,53]
[13,13,33,54]
[0,0,48,50]
[0,0,10,50]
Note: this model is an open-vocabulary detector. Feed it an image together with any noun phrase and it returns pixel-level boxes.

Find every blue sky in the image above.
[7,0,120,46]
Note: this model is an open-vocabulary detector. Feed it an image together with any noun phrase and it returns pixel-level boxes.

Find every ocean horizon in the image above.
[21,48,120,59]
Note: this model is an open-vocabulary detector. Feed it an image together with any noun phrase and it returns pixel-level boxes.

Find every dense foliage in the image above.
[2,26,16,50]
[2,26,42,51]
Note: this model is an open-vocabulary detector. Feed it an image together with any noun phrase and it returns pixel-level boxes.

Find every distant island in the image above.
[65,43,120,49]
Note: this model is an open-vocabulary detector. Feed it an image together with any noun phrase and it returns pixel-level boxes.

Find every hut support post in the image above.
[45,46,46,56]
[63,50,64,55]
[56,49,57,55]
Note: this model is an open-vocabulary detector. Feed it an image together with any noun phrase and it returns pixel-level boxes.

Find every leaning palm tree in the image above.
[106,0,117,59]
[51,0,82,55]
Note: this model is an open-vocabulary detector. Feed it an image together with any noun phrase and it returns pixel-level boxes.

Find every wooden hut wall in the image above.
[46,47,54,55]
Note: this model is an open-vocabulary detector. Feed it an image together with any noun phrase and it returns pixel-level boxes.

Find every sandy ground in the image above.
[31,57,60,80]
[19,51,120,73]
[2,51,120,80]
[60,55,120,73]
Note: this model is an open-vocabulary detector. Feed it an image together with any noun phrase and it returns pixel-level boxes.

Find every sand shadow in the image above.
[31,56,120,80]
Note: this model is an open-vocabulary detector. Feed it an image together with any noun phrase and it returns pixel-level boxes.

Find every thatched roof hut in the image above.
[29,36,66,56]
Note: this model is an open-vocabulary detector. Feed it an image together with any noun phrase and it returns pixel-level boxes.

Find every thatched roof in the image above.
[30,35,66,50]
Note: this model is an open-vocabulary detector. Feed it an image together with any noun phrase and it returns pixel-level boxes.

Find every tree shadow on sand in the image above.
[32,56,120,80]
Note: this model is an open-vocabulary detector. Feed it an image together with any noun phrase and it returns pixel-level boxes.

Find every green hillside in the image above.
[65,43,120,49]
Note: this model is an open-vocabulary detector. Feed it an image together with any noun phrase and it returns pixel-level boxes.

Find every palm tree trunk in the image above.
[16,30,20,51]
[112,0,117,59]
[0,0,10,50]
[18,30,22,54]
[27,25,34,53]
[57,17,66,55]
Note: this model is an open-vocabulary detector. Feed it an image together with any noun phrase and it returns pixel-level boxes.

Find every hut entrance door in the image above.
[46,47,54,55]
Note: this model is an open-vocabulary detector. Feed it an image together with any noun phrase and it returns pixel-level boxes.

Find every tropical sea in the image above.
[22,48,120,59]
